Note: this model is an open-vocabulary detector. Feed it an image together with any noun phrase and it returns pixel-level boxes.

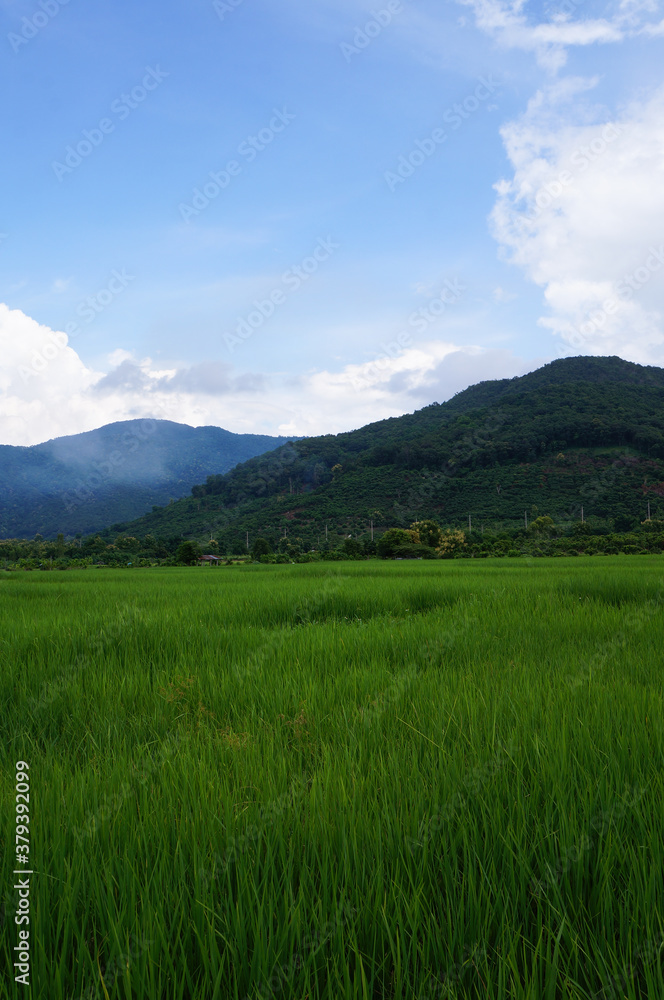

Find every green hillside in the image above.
[0,420,294,539]
[102,356,664,551]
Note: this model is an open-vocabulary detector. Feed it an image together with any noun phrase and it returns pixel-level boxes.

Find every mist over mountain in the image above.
[104,356,664,550]
[0,420,295,539]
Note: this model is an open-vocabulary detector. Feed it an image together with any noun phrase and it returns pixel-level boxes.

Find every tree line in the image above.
[4,515,663,570]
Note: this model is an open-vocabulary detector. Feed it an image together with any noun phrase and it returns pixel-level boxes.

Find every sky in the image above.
[1,0,663,446]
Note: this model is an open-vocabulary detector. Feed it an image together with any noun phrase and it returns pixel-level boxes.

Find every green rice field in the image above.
[1,557,663,999]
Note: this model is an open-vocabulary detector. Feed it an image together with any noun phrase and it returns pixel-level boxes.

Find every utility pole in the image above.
[525,511,528,530]
[468,514,472,533]
[246,531,249,551]
[370,519,374,541]
[581,507,584,523]
[325,524,328,542]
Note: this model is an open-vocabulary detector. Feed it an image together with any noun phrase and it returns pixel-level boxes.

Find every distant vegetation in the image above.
[1,514,664,571]
[4,356,664,558]
[85,356,664,553]
[0,419,295,539]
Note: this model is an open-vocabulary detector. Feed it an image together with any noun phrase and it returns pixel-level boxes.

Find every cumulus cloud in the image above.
[386,344,538,399]
[0,303,533,446]
[92,358,268,398]
[490,83,664,363]
[0,304,101,446]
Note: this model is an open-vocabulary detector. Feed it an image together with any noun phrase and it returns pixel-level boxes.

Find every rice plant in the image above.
[1,558,662,998]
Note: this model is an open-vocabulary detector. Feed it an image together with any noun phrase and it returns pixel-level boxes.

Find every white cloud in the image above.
[0,303,534,446]
[490,83,664,363]
[457,0,661,69]
[0,305,101,445]
[642,15,664,33]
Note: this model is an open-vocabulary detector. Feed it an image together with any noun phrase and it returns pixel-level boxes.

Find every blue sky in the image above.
[1,0,663,445]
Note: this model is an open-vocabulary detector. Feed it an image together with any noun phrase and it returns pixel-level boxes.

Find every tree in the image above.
[251,537,272,559]
[410,519,442,548]
[641,518,664,532]
[83,535,106,553]
[342,538,362,558]
[176,541,202,565]
[278,536,302,558]
[116,536,140,551]
[436,529,466,558]
[377,528,415,558]
[527,516,555,537]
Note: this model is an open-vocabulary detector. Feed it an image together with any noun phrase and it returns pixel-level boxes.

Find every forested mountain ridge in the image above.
[103,356,664,550]
[0,420,295,539]
[192,355,664,502]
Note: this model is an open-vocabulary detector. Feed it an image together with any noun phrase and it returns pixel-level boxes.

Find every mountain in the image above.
[0,420,295,539]
[100,356,664,551]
